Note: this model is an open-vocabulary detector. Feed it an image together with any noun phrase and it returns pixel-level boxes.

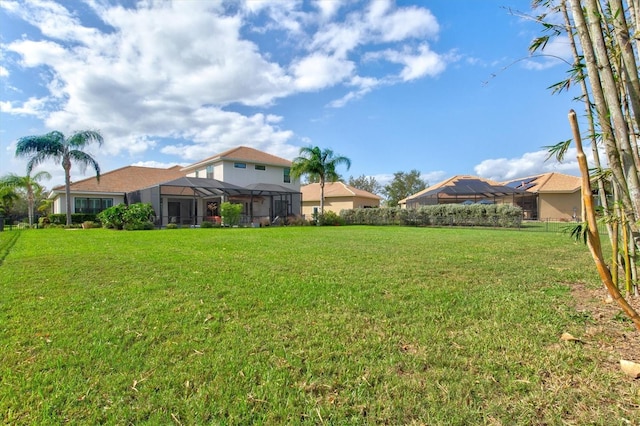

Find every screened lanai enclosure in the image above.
[406,178,536,219]
[126,177,302,227]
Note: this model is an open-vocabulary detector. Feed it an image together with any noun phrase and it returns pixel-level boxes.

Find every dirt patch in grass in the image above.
[569,282,640,367]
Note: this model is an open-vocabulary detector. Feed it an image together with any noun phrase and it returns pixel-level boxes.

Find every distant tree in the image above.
[291,146,351,216]
[348,174,382,195]
[15,130,104,226]
[0,171,51,226]
[382,170,428,207]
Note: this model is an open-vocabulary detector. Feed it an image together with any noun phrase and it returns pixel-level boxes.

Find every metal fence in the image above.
[518,218,608,234]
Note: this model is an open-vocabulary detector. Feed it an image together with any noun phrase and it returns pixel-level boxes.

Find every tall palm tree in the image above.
[0,171,52,226]
[291,146,351,217]
[15,130,104,226]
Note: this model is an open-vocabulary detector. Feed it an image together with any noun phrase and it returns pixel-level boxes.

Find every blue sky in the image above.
[0,0,586,190]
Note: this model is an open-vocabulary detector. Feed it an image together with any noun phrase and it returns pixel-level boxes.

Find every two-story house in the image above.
[49,146,302,226]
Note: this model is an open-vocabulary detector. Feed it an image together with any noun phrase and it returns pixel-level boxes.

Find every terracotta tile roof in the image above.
[182,146,292,171]
[301,182,382,202]
[502,172,581,193]
[51,165,186,193]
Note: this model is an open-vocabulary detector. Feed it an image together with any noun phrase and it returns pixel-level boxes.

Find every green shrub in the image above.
[319,211,345,226]
[200,221,214,228]
[98,203,155,230]
[220,202,243,227]
[286,215,309,226]
[97,204,128,229]
[48,213,98,225]
[123,221,155,231]
[123,203,155,226]
[166,223,179,229]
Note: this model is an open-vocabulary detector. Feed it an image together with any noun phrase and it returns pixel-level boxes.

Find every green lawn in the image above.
[1,226,637,425]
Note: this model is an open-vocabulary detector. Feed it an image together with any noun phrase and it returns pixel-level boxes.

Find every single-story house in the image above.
[49,146,302,226]
[300,182,381,218]
[400,175,528,209]
[400,172,582,221]
[502,172,582,221]
[48,165,186,215]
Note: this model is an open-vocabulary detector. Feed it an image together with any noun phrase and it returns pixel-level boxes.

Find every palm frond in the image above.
[67,130,104,148]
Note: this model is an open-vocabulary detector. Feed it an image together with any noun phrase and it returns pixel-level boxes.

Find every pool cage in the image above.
[126,177,302,227]
[406,178,535,218]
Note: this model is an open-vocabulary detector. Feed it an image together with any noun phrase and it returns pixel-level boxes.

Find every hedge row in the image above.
[48,213,98,225]
[340,204,523,228]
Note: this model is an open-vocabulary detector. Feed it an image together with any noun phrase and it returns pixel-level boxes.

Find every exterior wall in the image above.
[351,196,380,209]
[185,160,299,191]
[52,192,125,214]
[538,191,581,220]
[302,196,380,217]
[302,202,321,218]
[218,160,298,190]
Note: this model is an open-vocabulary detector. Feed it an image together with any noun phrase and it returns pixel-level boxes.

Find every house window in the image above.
[255,165,266,171]
[207,165,214,179]
[283,167,291,183]
[234,162,246,169]
[74,198,113,214]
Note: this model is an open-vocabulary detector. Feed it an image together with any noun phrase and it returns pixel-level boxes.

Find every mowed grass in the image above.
[1,226,638,425]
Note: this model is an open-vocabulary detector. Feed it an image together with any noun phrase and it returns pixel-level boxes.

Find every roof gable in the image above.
[502,172,581,193]
[301,182,382,201]
[182,146,292,171]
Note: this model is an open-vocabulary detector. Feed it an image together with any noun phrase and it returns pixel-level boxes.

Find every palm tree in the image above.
[0,186,19,217]
[15,130,104,226]
[0,171,52,226]
[291,146,351,217]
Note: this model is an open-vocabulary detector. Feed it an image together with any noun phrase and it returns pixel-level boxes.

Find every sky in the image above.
[0,0,589,191]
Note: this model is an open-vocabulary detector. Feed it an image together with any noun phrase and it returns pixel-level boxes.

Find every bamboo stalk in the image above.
[569,109,640,331]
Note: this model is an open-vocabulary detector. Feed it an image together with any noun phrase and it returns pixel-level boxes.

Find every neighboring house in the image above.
[400,172,582,221]
[49,146,302,226]
[400,175,527,209]
[502,172,582,221]
[48,165,186,215]
[300,182,381,218]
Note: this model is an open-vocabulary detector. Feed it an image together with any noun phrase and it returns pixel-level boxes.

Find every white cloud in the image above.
[131,160,186,169]
[473,148,585,182]
[367,44,448,81]
[2,0,450,162]
[0,97,51,118]
[523,35,572,70]
[313,0,346,20]
[367,1,439,42]
[159,109,294,161]
[291,53,355,91]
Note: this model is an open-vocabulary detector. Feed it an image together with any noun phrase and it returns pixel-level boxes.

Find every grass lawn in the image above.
[1,226,638,425]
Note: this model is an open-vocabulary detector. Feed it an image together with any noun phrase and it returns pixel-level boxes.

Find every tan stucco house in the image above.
[300,182,381,218]
[400,172,582,221]
[502,172,582,221]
